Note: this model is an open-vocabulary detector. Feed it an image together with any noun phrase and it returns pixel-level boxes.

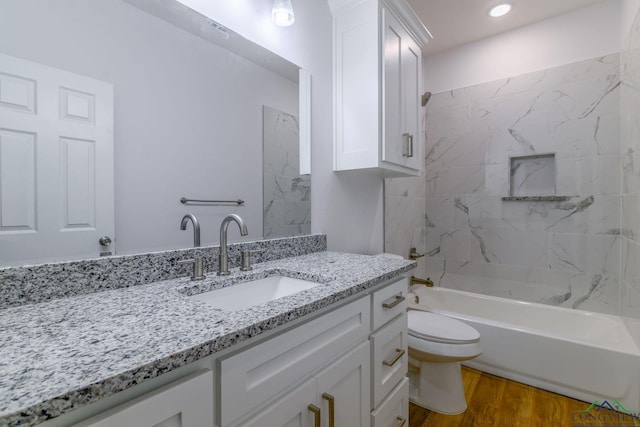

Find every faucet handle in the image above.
[178,257,206,281]
[240,250,254,271]
[239,248,265,271]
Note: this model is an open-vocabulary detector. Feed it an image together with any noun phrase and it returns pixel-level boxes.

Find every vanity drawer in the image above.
[371,313,408,407]
[219,296,370,426]
[371,377,409,427]
[372,277,408,330]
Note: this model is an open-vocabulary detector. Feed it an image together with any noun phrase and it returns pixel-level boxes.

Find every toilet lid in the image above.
[408,310,480,344]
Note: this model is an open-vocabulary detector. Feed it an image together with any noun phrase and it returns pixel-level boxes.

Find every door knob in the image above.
[99,236,112,246]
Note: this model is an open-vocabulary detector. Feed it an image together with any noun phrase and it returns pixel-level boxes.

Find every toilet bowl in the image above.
[407,310,482,415]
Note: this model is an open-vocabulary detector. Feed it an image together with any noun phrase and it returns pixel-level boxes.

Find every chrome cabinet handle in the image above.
[308,404,321,427]
[383,348,406,367]
[322,393,335,427]
[394,416,407,427]
[402,133,414,158]
[382,294,405,309]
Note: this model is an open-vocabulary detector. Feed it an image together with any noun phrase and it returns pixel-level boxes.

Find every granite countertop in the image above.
[0,251,415,426]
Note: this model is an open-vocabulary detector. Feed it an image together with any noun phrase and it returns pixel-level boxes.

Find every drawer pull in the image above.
[394,416,407,427]
[322,393,335,427]
[382,294,405,309]
[383,348,406,367]
[308,404,321,427]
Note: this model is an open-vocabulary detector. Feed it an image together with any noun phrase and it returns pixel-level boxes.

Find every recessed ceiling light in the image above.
[489,3,512,18]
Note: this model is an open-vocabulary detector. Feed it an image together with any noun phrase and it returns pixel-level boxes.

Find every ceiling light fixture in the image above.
[272,0,295,27]
[489,3,512,18]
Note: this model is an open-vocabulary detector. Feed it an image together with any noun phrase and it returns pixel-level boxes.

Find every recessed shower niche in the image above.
[503,154,570,201]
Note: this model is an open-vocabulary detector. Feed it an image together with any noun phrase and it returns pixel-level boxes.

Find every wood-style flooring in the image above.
[409,367,640,427]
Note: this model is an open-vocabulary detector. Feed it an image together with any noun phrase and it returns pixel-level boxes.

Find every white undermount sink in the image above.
[189,275,321,311]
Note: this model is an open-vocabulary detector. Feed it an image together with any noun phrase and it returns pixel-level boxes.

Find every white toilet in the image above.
[407,310,482,414]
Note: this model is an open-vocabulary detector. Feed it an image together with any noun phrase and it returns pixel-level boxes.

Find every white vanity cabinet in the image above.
[218,296,371,427]
[239,342,371,427]
[50,276,409,427]
[222,277,410,427]
[72,370,214,427]
[370,278,409,426]
[330,0,431,177]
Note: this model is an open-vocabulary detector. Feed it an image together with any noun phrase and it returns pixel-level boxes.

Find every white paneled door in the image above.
[0,53,114,265]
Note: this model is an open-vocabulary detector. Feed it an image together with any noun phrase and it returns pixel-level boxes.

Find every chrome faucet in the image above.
[180,214,201,247]
[218,214,248,276]
[179,214,205,280]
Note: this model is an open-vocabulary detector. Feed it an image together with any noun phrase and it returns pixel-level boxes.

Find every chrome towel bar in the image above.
[180,197,244,205]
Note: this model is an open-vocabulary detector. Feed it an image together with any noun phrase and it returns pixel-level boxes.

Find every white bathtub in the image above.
[409,286,640,408]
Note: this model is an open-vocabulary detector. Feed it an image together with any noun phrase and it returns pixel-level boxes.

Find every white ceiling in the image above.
[408,0,607,56]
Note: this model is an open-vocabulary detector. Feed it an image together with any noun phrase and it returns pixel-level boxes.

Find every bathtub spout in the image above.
[411,276,434,287]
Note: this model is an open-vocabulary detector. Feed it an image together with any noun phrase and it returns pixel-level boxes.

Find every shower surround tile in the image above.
[387,53,627,316]
[263,106,311,239]
[384,176,427,278]
[621,5,640,319]
[549,233,620,275]
[509,154,556,197]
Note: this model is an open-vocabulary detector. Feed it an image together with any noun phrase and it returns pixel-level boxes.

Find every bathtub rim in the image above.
[409,286,640,357]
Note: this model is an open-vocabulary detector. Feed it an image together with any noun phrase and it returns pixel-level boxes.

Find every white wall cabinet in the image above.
[330,0,431,177]
[383,9,421,171]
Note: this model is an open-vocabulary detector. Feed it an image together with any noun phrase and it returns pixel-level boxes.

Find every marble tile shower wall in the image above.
[387,53,625,315]
[263,106,311,238]
[621,6,640,319]
[385,168,427,279]
[424,54,623,315]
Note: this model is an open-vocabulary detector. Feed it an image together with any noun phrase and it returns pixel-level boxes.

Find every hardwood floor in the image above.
[409,367,640,427]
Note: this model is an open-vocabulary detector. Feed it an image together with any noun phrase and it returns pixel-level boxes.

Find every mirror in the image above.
[0,0,310,267]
